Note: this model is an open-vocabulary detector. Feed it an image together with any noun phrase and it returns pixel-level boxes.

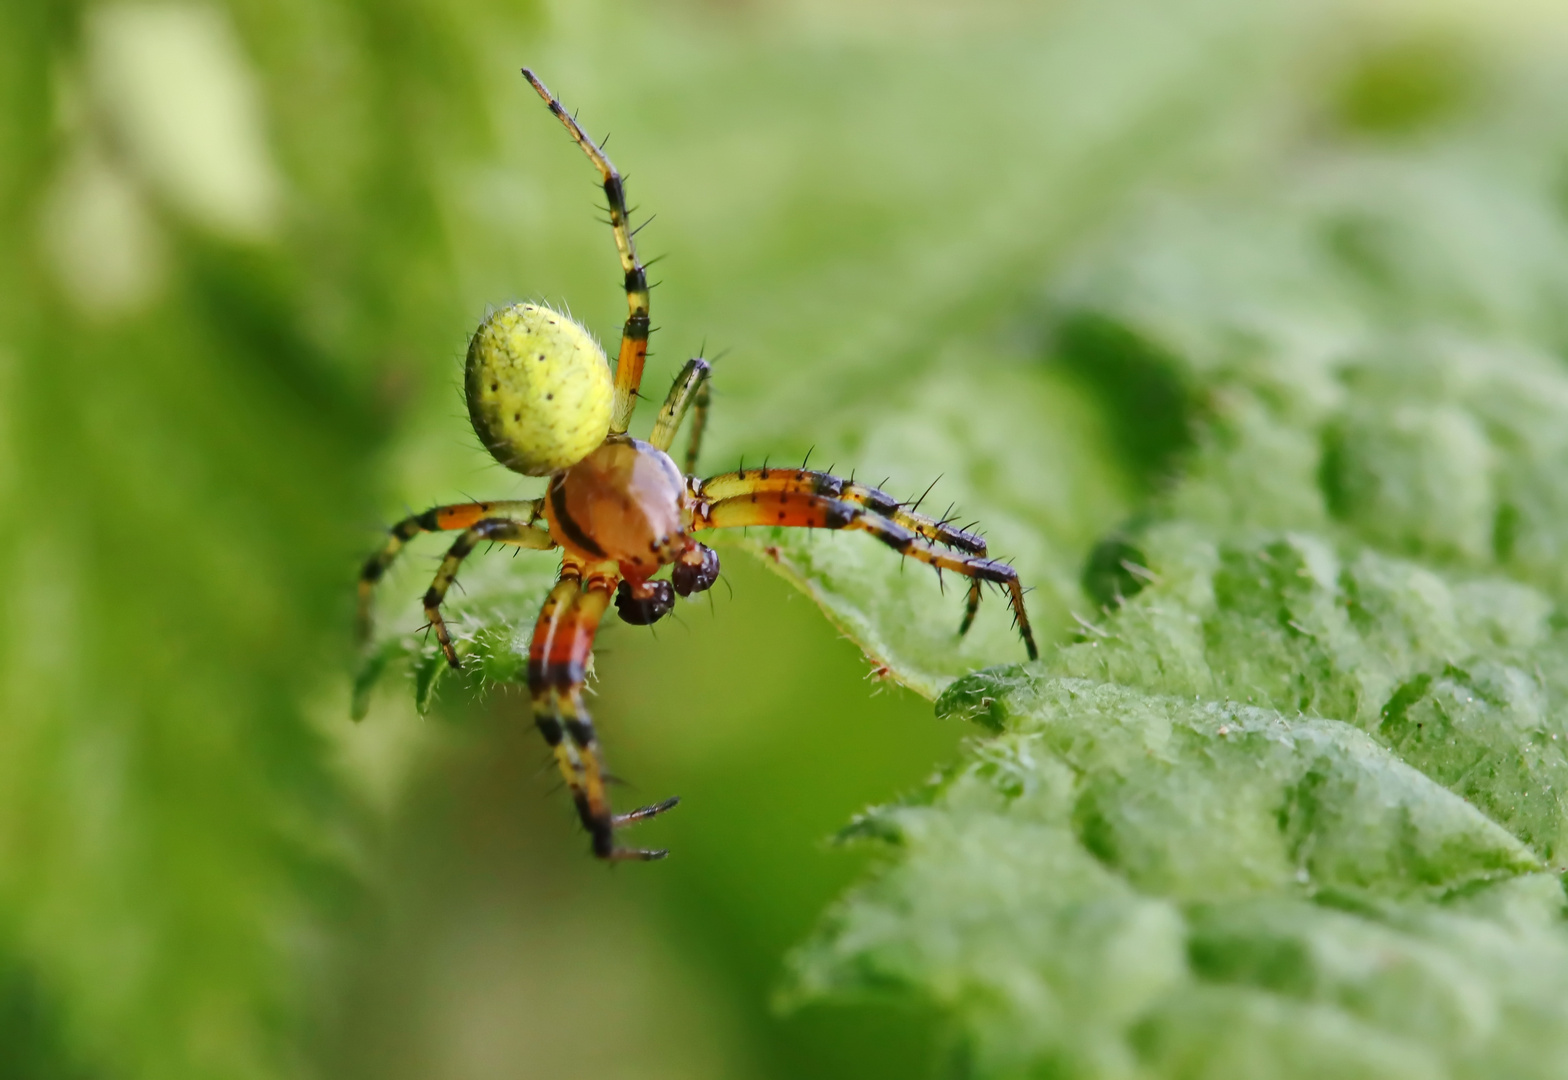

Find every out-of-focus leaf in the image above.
[0,1,532,1077]
[357,0,1327,703]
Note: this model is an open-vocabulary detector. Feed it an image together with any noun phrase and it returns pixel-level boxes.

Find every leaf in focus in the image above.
[786,20,1568,1078]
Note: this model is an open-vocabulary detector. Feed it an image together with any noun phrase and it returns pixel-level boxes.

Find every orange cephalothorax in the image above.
[545,437,691,576]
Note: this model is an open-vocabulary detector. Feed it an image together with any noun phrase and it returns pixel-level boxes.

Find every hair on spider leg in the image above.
[907,474,944,514]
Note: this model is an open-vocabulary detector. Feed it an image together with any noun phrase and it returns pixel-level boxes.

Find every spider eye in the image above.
[615,578,674,625]
[672,544,720,596]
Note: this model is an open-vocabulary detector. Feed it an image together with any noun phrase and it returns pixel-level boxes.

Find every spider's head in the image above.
[615,578,674,625]
[672,543,720,596]
[465,302,613,476]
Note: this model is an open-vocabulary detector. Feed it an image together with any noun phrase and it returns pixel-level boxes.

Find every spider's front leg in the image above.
[422,517,557,667]
[529,562,678,860]
[694,486,1039,660]
[358,499,544,643]
[649,357,712,475]
[699,467,989,553]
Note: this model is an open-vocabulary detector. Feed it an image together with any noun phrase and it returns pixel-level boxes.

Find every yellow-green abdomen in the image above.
[465,303,614,476]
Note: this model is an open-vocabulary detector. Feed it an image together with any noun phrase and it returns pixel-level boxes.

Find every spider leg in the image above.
[696,469,987,554]
[684,377,711,476]
[423,518,557,667]
[648,357,713,474]
[696,490,1037,660]
[959,578,983,636]
[358,499,543,642]
[522,69,649,434]
[528,563,678,860]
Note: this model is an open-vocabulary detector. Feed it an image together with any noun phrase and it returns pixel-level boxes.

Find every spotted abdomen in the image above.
[466,302,614,476]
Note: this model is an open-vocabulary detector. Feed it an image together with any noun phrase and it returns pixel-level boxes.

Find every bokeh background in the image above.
[4,1,1568,1078]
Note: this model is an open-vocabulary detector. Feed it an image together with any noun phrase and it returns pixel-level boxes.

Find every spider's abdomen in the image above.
[466,302,613,476]
[546,437,689,577]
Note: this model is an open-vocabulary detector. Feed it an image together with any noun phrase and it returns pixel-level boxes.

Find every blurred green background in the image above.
[3,1,1567,1078]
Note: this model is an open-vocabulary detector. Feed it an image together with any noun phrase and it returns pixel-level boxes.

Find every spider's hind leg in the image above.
[522,69,650,435]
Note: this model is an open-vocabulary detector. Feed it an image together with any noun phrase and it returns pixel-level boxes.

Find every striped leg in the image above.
[684,376,711,476]
[697,468,988,554]
[358,499,542,642]
[698,490,1038,660]
[528,565,678,860]
[423,518,557,667]
[522,69,650,435]
[960,579,983,636]
[649,357,712,474]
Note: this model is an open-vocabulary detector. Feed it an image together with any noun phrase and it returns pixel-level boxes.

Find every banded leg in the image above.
[528,566,678,860]
[522,69,649,435]
[423,518,557,667]
[698,490,1038,660]
[359,499,542,641]
[685,376,711,475]
[697,468,987,554]
[959,579,983,636]
[648,357,712,474]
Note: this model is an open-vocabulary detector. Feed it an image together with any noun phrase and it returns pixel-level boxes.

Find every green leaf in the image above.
[790,676,1566,1077]
[786,42,1568,1078]
[356,0,1326,705]
[0,1,515,1077]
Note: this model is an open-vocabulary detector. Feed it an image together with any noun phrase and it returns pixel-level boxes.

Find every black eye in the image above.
[672,544,721,597]
[615,579,674,625]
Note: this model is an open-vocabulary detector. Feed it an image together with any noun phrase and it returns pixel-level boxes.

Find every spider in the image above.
[358,69,1038,862]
